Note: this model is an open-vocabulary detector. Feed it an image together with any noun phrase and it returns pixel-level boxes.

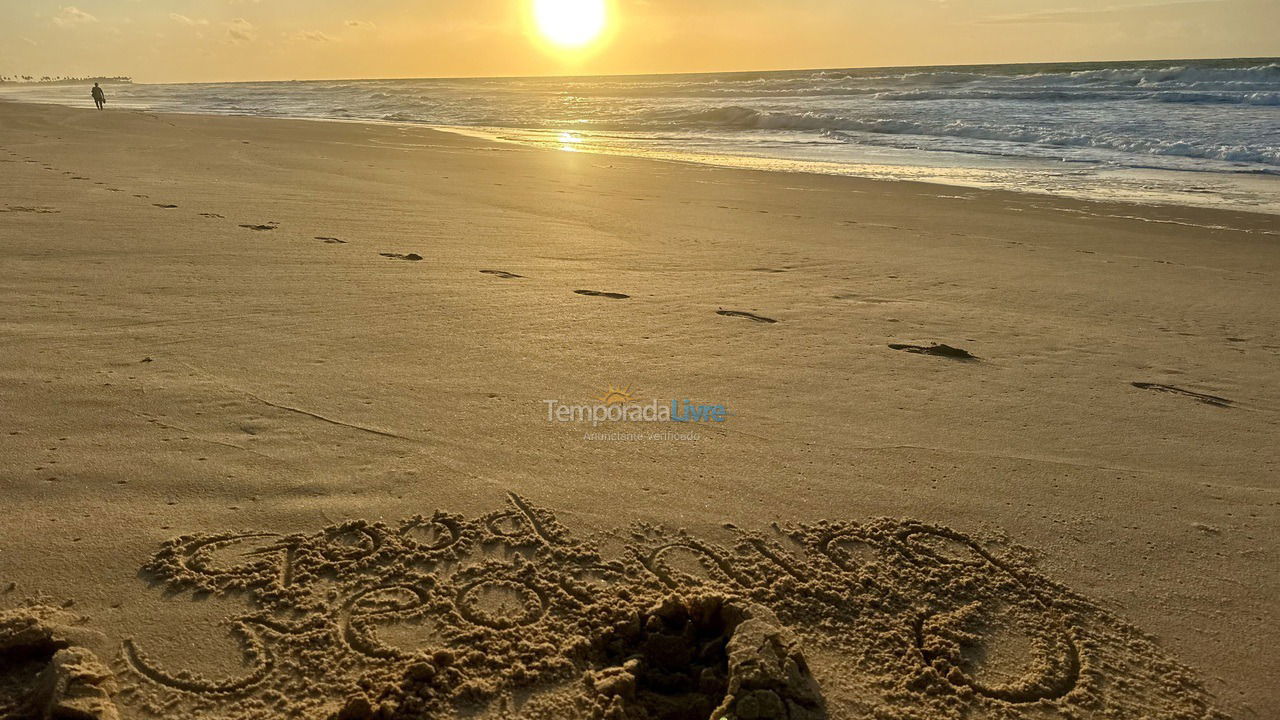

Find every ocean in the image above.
[4,58,1279,213]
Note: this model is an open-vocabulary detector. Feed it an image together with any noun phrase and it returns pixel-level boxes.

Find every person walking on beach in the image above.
[91,83,105,110]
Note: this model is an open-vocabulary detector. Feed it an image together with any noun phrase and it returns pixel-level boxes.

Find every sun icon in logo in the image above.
[599,385,636,405]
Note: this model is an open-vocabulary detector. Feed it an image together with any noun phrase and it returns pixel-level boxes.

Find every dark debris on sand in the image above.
[717,310,778,324]
[575,290,630,299]
[889,343,977,360]
[1131,382,1232,408]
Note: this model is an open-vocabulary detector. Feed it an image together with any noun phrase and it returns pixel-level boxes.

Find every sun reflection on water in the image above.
[557,132,584,152]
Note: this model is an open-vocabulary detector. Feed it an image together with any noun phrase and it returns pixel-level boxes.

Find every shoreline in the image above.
[4,90,1278,219]
[1,100,1276,718]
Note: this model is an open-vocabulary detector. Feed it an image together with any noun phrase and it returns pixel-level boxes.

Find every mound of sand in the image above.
[0,605,119,720]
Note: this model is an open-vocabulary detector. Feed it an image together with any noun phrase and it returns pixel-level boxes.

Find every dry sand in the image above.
[0,101,1277,719]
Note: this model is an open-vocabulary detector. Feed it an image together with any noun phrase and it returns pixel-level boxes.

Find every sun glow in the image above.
[532,0,607,49]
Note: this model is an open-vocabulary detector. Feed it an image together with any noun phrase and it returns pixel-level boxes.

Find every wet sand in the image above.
[1,100,1277,719]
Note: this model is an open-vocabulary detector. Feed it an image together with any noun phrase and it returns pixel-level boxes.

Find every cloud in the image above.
[52,6,97,27]
[170,13,209,26]
[226,17,255,42]
[290,30,338,42]
[978,0,1227,24]
[345,20,376,30]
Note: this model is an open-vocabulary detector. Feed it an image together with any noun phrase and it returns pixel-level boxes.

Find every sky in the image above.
[1,0,1277,83]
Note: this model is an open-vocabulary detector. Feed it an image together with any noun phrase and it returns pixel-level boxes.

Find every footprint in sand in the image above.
[153,204,179,209]
[889,343,977,360]
[315,236,347,244]
[1131,382,1232,408]
[717,309,777,323]
[480,270,524,279]
[575,290,630,299]
[239,223,279,231]
[380,253,424,261]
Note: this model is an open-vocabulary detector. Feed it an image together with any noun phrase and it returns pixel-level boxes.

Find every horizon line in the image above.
[5,53,1276,87]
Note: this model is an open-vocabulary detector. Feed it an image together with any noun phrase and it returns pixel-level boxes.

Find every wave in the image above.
[872,89,1280,104]
[1037,62,1280,87]
[538,62,1280,98]
[852,62,1280,91]
[633,105,1280,166]
[1156,91,1280,105]
[7,57,1276,181]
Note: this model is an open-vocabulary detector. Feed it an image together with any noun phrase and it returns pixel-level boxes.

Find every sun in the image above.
[532,0,607,49]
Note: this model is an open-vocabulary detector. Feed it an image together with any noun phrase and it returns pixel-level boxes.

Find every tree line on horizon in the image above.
[0,75,132,86]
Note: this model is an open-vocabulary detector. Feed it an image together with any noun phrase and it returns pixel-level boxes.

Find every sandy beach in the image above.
[1,100,1277,719]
